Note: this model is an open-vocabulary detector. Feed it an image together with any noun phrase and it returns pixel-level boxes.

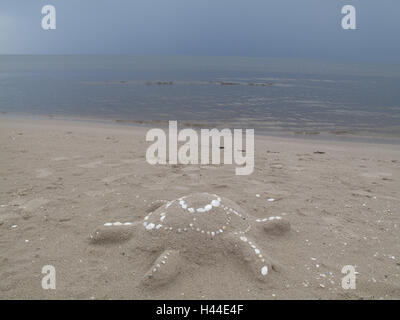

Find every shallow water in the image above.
[1,55,399,141]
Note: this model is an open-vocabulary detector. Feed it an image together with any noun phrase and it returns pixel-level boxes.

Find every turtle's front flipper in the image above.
[89,222,139,244]
[142,249,182,287]
[255,216,290,236]
[226,234,273,281]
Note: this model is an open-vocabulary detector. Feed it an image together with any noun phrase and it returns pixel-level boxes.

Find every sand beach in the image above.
[0,116,399,299]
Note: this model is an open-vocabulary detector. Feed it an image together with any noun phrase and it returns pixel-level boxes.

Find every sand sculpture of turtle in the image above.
[89,193,290,287]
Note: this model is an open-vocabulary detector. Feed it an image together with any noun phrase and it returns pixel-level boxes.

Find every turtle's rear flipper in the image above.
[142,249,181,287]
[226,234,273,282]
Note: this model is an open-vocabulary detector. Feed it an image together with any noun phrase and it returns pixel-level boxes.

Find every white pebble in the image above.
[211,200,220,207]
[261,266,268,276]
[146,223,155,230]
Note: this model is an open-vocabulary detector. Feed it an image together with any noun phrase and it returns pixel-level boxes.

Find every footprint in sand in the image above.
[8,198,50,212]
[361,172,392,179]
[84,189,115,197]
[78,161,102,169]
[102,173,133,184]
[21,198,50,212]
[51,157,69,162]
[105,159,140,167]
[0,204,9,214]
[36,169,52,178]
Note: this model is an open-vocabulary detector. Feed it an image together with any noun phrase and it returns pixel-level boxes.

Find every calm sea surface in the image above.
[1,55,399,140]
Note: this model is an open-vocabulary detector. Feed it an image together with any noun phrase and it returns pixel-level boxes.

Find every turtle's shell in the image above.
[143,193,250,237]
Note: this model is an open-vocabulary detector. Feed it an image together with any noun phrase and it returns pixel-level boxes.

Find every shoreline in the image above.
[1,113,400,146]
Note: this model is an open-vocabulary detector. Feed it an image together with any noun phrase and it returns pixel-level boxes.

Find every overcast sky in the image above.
[0,0,399,62]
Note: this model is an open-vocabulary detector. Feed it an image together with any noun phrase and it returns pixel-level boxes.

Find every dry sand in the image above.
[0,116,399,299]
